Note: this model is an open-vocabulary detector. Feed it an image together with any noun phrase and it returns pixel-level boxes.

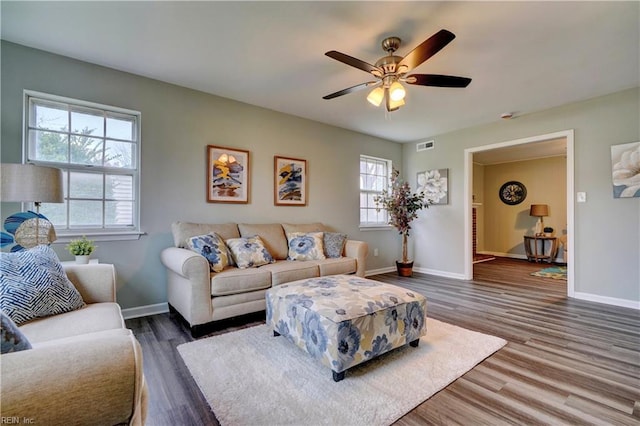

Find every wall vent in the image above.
[416,140,435,152]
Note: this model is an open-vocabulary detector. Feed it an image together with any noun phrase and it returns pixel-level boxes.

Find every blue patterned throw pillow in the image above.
[1,310,31,353]
[323,232,347,258]
[287,232,326,261]
[0,245,85,325]
[187,233,230,273]
[226,236,275,269]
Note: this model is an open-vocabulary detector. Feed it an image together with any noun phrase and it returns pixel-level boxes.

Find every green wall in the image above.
[1,41,402,309]
[404,87,640,306]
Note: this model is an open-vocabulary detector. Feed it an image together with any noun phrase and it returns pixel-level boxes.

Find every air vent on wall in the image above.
[416,140,435,152]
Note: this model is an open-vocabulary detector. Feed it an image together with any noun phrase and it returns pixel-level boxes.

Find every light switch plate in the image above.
[577,192,587,202]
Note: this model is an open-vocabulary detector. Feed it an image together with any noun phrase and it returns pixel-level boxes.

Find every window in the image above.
[24,91,141,239]
[359,155,392,227]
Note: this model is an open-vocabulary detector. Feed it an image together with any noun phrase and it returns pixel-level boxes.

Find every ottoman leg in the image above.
[409,339,420,348]
[332,370,345,382]
[273,331,280,337]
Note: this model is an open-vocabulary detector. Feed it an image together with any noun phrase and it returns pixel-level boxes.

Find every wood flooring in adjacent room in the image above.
[126,257,640,425]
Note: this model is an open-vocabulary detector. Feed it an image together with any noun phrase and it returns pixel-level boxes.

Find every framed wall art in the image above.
[274,156,307,206]
[611,141,640,198]
[417,168,449,205]
[207,145,250,203]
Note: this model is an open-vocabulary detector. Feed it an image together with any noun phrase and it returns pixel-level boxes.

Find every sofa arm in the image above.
[1,331,146,425]
[63,264,116,304]
[345,240,368,277]
[160,247,212,326]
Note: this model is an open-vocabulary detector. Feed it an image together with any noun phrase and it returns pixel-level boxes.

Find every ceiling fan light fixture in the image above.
[367,87,384,107]
[389,81,406,101]
[386,95,405,111]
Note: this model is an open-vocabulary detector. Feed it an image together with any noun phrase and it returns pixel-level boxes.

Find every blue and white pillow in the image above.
[186,233,230,273]
[226,236,275,269]
[1,310,31,353]
[323,232,347,258]
[287,232,326,261]
[0,245,85,325]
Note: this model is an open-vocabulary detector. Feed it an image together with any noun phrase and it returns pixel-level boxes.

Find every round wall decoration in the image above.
[499,181,527,205]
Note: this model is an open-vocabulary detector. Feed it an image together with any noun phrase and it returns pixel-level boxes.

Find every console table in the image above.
[523,235,558,263]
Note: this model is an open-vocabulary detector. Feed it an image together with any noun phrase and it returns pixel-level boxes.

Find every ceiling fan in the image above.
[323,29,471,112]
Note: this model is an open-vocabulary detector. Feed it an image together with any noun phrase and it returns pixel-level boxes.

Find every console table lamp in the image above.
[1,163,64,248]
[529,204,549,236]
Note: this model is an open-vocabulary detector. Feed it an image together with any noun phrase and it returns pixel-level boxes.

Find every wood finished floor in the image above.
[126,257,640,425]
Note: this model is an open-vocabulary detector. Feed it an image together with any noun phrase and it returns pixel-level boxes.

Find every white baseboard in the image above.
[366,265,465,280]
[413,267,467,280]
[365,267,396,276]
[572,292,640,310]
[478,251,527,260]
[122,302,169,320]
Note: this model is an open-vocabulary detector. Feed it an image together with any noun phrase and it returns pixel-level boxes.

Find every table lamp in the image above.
[1,163,64,249]
[529,204,549,236]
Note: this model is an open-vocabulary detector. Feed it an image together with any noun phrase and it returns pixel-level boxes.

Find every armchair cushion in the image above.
[1,310,31,353]
[0,245,85,325]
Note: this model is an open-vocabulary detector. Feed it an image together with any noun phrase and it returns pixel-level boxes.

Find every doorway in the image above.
[463,130,575,297]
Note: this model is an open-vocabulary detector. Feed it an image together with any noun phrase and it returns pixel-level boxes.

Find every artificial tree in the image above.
[374,168,431,276]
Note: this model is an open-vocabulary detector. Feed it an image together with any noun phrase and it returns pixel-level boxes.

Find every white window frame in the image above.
[23,90,142,242]
[359,155,393,230]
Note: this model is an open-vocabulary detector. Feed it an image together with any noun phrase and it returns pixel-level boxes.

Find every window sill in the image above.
[53,231,145,243]
[359,225,394,232]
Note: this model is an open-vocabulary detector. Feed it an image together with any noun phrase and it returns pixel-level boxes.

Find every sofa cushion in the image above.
[281,223,325,234]
[238,223,288,260]
[312,257,357,276]
[186,233,230,273]
[172,221,240,248]
[226,236,275,269]
[323,232,347,258]
[0,245,85,325]
[1,310,32,353]
[262,260,320,286]
[286,232,326,261]
[19,302,125,344]
[210,267,272,296]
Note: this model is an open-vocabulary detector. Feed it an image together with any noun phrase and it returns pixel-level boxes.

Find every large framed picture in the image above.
[611,141,640,198]
[274,156,307,206]
[417,168,449,205]
[207,145,250,203]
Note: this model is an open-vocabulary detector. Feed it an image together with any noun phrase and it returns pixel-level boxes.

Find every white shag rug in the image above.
[177,318,506,426]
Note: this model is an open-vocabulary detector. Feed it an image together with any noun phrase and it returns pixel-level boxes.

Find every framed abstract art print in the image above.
[207,145,250,203]
[274,156,307,206]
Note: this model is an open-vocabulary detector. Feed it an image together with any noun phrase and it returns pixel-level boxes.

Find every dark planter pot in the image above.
[396,261,414,277]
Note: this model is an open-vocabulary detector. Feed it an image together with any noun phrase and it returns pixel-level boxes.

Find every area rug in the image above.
[177,318,507,426]
[531,266,567,280]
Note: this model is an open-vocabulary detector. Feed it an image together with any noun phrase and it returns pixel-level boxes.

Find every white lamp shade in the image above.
[389,81,406,101]
[1,163,64,203]
[366,87,384,107]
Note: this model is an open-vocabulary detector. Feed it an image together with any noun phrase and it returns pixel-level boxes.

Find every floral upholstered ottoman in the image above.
[266,274,427,381]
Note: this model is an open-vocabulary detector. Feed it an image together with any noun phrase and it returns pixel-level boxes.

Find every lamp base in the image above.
[535,218,544,236]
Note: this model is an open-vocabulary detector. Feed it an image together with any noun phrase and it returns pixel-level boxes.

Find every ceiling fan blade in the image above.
[325,51,383,76]
[397,29,456,73]
[323,81,379,100]
[405,74,472,88]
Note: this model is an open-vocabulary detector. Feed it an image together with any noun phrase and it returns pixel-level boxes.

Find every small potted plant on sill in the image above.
[374,168,431,277]
[67,236,96,264]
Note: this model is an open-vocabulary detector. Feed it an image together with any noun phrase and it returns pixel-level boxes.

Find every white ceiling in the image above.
[1,1,638,143]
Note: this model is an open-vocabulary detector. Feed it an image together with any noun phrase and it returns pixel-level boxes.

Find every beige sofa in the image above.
[161,222,368,336]
[1,264,148,426]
